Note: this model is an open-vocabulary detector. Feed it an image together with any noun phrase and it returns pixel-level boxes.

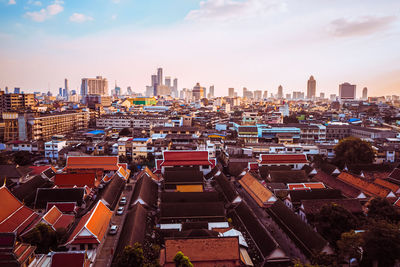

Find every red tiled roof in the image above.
[28,165,52,176]
[374,179,400,193]
[0,186,40,234]
[260,154,308,164]
[51,252,87,267]
[42,206,74,230]
[47,202,76,213]
[66,156,119,171]
[338,172,391,198]
[55,173,97,188]
[163,151,209,162]
[163,237,240,264]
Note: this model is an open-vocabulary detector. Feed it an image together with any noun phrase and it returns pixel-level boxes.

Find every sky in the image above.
[0,0,399,97]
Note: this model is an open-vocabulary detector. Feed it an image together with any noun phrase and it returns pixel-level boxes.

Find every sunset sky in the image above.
[0,0,399,97]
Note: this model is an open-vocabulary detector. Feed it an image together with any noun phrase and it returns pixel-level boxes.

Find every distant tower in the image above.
[157,68,163,86]
[362,87,368,99]
[263,90,268,99]
[277,85,283,99]
[64,78,69,99]
[307,75,316,99]
[165,76,171,88]
[208,85,214,98]
[5,86,9,94]
[339,82,356,100]
[173,78,178,91]
[228,88,235,97]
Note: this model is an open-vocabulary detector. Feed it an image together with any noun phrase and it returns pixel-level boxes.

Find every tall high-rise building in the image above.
[208,85,214,98]
[263,90,268,99]
[320,92,325,99]
[59,88,63,96]
[362,87,368,99]
[151,75,157,88]
[192,83,205,100]
[339,82,356,100]
[64,78,69,100]
[157,68,163,86]
[173,78,178,91]
[5,86,8,94]
[81,76,108,96]
[14,88,20,94]
[307,75,316,99]
[165,76,171,88]
[277,85,283,99]
[254,90,262,100]
[228,88,235,97]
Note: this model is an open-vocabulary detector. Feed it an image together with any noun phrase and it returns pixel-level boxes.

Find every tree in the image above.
[283,115,299,124]
[367,197,400,223]
[333,137,375,168]
[173,251,193,267]
[337,230,363,264]
[22,223,59,254]
[13,151,33,166]
[362,220,400,267]
[117,243,145,267]
[119,128,131,136]
[316,203,358,245]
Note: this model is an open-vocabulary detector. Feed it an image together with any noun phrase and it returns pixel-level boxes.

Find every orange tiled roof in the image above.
[42,206,74,230]
[288,183,325,190]
[239,172,276,207]
[66,156,119,171]
[374,179,399,193]
[0,186,23,222]
[338,172,391,198]
[144,166,161,182]
[65,200,112,245]
[43,206,63,225]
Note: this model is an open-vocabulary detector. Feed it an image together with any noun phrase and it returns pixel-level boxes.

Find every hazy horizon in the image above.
[1,0,399,97]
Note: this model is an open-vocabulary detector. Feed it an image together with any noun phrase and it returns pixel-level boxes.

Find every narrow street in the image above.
[94,180,135,267]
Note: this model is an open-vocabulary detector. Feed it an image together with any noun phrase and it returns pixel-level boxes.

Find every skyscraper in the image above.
[307,75,316,99]
[362,87,368,99]
[64,78,69,100]
[277,85,283,99]
[173,78,178,91]
[165,76,171,88]
[192,83,205,100]
[254,90,262,100]
[80,76,108,96]
[208,85,214,98]
[263,90,268,99]
[228,88,235,97]
[339,82,356,100]
[59,88,63,96]
[157,68,163,86]
[151,75,157,88]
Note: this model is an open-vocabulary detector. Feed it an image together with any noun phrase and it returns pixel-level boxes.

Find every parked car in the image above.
[117,207,124,215]
[109,225,118,235]
[119,197,127,205]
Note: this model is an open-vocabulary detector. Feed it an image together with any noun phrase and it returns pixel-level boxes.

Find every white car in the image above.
[109,225,118,235]
[117,207,124,215]
[119,197,127,205]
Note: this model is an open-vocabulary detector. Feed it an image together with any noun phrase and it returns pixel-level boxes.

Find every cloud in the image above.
[329,15,397,37]
[28,0,42,6]
[111,14,117,20]
[8,0,16,5]
[69,13,94,23]
[25,0,64,22]
[185,0,286,22]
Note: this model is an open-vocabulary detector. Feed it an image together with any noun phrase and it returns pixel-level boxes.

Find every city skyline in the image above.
[0,0,399,96]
